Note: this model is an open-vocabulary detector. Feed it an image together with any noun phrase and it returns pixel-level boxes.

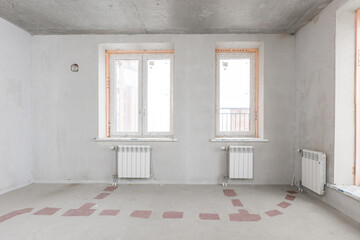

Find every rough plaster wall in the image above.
[294,0,345,185]
[295,0,360,224]
[31,34,295,184]
[0,17,32,193]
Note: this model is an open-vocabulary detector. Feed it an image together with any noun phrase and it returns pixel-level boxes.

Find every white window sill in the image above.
[210,138,269,143]
[94,137,178,142]
[327,184,360,202]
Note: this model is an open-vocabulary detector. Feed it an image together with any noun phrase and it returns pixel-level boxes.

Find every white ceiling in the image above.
[0,0,334,35]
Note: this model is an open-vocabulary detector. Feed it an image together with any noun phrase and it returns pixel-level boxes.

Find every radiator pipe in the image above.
[111,146,119,186]
[291,174,295,187]
[221,146,229,186]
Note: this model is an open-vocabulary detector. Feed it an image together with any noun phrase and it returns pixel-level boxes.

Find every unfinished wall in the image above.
[0,18,32,194]
[295,0,360,223]
[31,34,295,184]
[294,0,345,185]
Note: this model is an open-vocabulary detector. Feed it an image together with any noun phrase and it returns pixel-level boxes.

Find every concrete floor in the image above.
[0,184,359,240]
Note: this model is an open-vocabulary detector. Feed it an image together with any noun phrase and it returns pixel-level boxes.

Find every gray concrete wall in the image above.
[294,0,345,185]
[31,34,296,184]
[295,0,360,224]
[0,18,33,194]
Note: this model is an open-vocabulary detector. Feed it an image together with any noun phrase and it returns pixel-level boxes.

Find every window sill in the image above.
[210,138,269,143]
[93,137,178,142]
[327,184,360,202]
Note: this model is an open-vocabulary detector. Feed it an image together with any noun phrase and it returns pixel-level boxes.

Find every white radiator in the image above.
[301,149,326,195]
[117,145,151,179]
[228,146,254,179]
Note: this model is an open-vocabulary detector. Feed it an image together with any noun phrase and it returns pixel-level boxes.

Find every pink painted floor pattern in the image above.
[229,209,261,222]
[62,203,96,217]
[34,207,60,216]
[99,209,120,216]
[131,210,152,219]
[0,208,33,223]
[163,211,183,219]
[199,213,220,220]
[0,187,296,223]
[94,193,111,199]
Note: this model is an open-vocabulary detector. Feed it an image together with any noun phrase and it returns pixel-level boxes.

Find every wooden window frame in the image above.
[105,50,174,138]
[215,48,259,138]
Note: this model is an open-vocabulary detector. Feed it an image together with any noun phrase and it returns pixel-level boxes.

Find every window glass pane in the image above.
[147,59,171,132]
[114,59,139,132]
[219,58,250,132]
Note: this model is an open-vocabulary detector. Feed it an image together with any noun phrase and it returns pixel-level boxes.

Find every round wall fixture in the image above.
[71,64,79,72]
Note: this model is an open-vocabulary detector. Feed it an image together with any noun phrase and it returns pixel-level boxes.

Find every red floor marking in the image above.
[265,209,283,217]
[94,193,111,199]
[229,209,261,222]
[99,210,120,216]
[231,199,243,207]
[199,213,220,220]
[62,209,96,217]
[0,208,33,223]
[277,202,291,208]
[285,194,296,201]
[223,189,237,197]
[63,203,96,216]
[287,190,297,194]
[103,186,117,192]
[163,211,183,219]
[34,207,60,216]
[130,210,152,219]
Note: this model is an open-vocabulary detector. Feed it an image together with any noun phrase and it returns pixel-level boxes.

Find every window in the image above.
[105,50,174,138]
[215,49,259,138]
[356,9,360,186]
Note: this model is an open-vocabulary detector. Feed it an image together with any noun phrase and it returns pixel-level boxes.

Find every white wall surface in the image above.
[31,34,296,184]
[334,0,360,185]
[0,18,32,193]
